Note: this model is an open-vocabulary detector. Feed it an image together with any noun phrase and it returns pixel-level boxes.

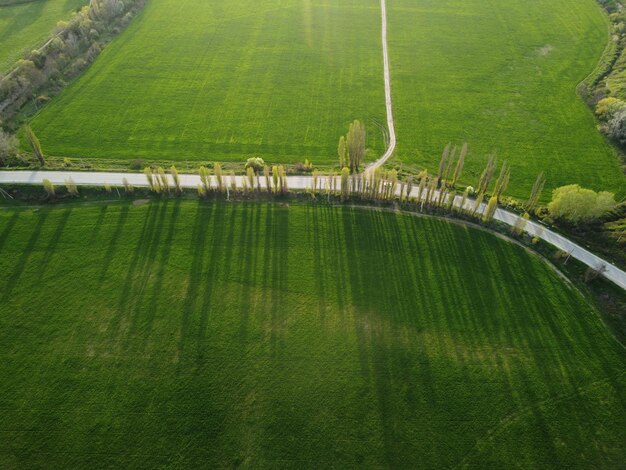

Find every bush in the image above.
[245,156,265,173]
[0,130,19,166]
[548,184,616,223]
[130,159,144,170]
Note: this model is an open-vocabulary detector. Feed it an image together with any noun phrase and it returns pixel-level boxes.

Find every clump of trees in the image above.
[548,184,616,223]
[338,120,366,173]
[0,129,18,166]
[0,0,146,125]
[595,97,626,145]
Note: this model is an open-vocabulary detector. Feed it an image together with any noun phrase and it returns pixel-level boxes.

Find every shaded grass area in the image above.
[0,0,87,71]
[388,0,625,198]
[28,0,386,164]
[0,201,624,467]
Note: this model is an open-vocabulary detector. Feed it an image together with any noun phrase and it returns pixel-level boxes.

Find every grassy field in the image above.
[0,201,624,468]
[0,0,87,71]
[388,0,625,198]
[28,0,386,165]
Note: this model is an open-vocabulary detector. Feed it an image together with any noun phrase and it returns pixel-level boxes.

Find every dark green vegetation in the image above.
[0,0,87,70]
[388,0,625,198]
[28,0,386,164]
[0,201,624,467]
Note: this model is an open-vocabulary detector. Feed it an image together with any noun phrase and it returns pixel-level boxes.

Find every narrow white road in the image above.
[1,169,625,291]
[367,0,396,171]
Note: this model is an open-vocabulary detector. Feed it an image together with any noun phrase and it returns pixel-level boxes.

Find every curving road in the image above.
[1,169,625,291]
[366,0,396,171]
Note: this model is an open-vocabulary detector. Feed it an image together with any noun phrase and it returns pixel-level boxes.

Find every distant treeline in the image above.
[0,0,146,127]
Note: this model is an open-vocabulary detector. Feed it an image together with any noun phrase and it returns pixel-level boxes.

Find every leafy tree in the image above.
[484,196,498,222]
[451,143,468,188]
[340,167,350,201]
[170,165,181,193]
[338,136,347,169]
[0,130,18,166]
[65,178,79,196]
[346,120,366,173]
[42,178,55,197]
[245,157,265,173]
[525,172,545,213]
[548,184,616,223]
[24,125,45,166]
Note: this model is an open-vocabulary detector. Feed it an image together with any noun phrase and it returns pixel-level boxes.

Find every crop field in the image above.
[0,201,624,467]
[28,0,386,164]
[388,0,626,198]
[0,0,87,71]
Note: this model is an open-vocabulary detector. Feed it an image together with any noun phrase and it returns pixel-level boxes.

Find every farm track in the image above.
[367,0,396,171]
[1,169,625,291]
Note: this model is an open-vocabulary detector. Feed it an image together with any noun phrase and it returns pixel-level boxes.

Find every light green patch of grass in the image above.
[388,0,625,198]
[28,0,386,165]
[0,201,624,467]
[0,0,87,71]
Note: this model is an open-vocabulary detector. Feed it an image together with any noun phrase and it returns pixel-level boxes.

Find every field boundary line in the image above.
[366,0,396,171]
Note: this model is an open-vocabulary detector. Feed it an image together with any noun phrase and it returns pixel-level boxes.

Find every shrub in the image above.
[0,130,19,166]
[130,159,144,170]
[43,179,55,197]
[548,184,616,223]
[245,157,265,173]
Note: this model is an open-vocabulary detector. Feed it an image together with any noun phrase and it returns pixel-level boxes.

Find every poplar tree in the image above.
[437,143,451,188]
[263,165,271,192]
[512,212,530,236]
[451,143,467,188]
[157,167,169,192]
[199,166,211,193]
[65,178,78,196]
[43,178,55,197]
[525,172,545,213]
[493,162,510,201]
[170,166,181,193]
[476,155,497,197]
[338,136,347,168]
[122,177,133,194]
[24,125,45,166]
[214,163,224,192]
[346,120,366,173]
[144,167,155,191]
[484,196,498,222]
[443,145,457,188]
[246,166,255,192]
[272,166,279,193]
[340,167,350,201]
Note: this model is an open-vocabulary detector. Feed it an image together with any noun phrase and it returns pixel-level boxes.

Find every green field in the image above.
[28,0,386,164]
[0,0,87,71]
[388,0,625,198]
[0,201,624,467]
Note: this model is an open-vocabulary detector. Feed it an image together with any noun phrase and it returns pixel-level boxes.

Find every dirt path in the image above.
[366,0,396,172]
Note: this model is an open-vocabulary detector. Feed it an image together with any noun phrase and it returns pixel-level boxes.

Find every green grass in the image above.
[0,0,87,71]
[0,201,624,468]
[28,0,386,165]
[388,0,625,199]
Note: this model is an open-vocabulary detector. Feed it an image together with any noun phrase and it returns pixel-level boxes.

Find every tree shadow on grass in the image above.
[99,205,129,282]
[178,202,215,362]
[37,208,71,283]
[0,211,19,253]
[1,209,48,302]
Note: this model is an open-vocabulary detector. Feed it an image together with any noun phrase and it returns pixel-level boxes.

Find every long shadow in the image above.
[99,205,129,282]
[1,209,48,302]
[196,202,228,363]
[143,200,181,347]
[178,202,214,363]
[269,205,289,358]
[109,203,161,343]
[0,211,19,253]
[37,207,71,283]
[90,204,108,243]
